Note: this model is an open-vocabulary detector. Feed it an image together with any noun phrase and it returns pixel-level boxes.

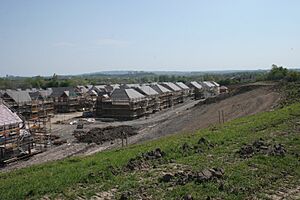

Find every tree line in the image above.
[0,65,299,90]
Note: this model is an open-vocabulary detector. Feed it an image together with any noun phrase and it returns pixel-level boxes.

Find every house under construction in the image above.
[201,81,220,98]
[149,83,173,109]
[128,84,160,114]
[50,87,82,113]
[189,81,204,99]
[29,90,54,119]
[96,88,148,119]
[0,102,33,163]
[175,82,190,101]
[160,82,184,105]
[2,90,32,119]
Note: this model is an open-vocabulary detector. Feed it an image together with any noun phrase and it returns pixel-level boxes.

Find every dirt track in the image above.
[0,84,281,172]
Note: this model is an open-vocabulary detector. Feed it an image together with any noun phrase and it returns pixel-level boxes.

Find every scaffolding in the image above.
[28,101,52,151]
[96,97,148,119]
[0,102,34,163]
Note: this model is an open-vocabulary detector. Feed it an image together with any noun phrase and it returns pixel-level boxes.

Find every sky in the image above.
[0,0,299,76]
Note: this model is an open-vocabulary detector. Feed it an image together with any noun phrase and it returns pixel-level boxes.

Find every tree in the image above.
[267,64,288,80]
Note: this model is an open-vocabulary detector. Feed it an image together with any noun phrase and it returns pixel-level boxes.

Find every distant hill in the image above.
[77,69,270,77]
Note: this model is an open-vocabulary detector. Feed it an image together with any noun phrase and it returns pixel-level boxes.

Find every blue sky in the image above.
[0,0,299,76]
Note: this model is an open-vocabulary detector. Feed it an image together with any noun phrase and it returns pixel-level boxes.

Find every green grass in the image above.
[1,103,300,199]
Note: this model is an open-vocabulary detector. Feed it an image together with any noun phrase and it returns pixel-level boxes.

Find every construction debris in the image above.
[73,125,138,145]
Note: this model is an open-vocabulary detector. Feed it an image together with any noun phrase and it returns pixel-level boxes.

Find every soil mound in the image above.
[73,125,138,144]
[125,148,166,171]
[238,139,286,158]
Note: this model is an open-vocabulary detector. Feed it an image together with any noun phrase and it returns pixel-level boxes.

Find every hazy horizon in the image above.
[1,0,299,76]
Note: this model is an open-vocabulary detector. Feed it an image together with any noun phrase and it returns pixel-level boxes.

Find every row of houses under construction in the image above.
[0,81,227,120]
[95,81,226,119]
[0,81,227,162]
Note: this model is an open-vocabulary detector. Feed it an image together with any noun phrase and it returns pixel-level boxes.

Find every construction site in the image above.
[0,81,281,172]
[0,81,220,165]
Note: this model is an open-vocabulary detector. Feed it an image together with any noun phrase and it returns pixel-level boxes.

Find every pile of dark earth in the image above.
[238,138,286,158]
[73,125,138,144]
[125,148,166,171]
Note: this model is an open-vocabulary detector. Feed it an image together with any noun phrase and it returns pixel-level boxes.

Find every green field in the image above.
[1,102,300,200]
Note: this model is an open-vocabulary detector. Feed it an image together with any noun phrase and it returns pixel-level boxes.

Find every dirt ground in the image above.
[134,85,280,143]
[0,84,281,172]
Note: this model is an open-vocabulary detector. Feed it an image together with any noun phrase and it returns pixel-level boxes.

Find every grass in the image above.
[0,103,300,199]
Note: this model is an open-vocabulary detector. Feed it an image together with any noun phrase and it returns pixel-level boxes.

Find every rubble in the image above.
[73,125,138,144]
[125,148,166,171]
[238,139,287,158]
[159,167,225,186]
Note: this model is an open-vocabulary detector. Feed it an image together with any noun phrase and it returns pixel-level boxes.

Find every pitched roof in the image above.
[126,89,145,99]
[40,89,53,98]
[77,86,88,93]
[29,89,53,100]
[150,84,171,94]
[93,85,106,90]
[176,82,190,90]
[5,90,32,104]
[211,81,220,87]
[126,84,141,88]
[29,91,43,100]
[161,82,182,91]
[0,103,22,127]
[190,81,203,89]
[202,81,216,88]
[111,84,120,89]
[50,87,77,98]
[138,85,159,96]
[92,85,108,94]
[88,90,98,96]
[86,85,93,90]
[111,88,145,101]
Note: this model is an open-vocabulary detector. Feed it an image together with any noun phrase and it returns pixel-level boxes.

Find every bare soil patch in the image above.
[73,125,138,145]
